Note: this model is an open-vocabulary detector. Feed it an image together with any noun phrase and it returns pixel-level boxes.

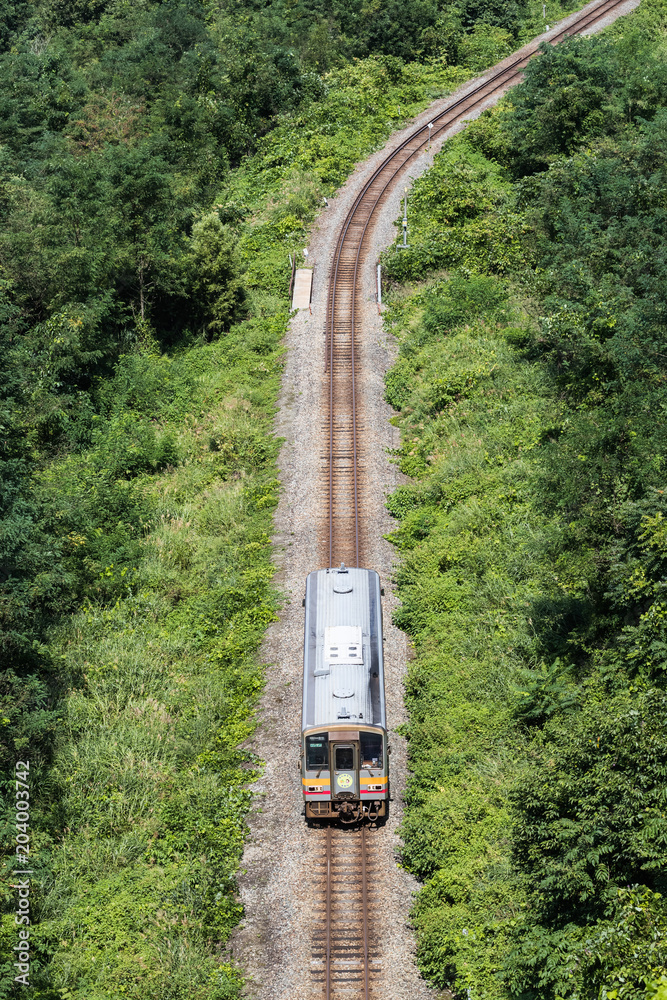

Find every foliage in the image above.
[0,314,284,1000]
[503,887,667,1000]
[0,0,635,995]
[189,213,248,337]
[382,274,554,996]
[384,3,667,997]
[382,144,524,282]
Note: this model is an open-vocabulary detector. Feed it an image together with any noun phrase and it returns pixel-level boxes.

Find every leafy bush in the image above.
[382,144,523,282]
[0,313,283,998]
[385,5,667,996]
[381,272,555,995]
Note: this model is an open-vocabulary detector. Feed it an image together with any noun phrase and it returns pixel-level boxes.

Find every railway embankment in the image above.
[231,2,645,1000]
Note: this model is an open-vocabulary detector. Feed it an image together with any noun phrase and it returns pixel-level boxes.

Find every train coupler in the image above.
[339,801,360,824]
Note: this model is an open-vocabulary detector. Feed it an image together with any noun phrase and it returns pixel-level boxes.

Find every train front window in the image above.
[360,732,383,768]
[335,746,354,770]
[306,734,329,770]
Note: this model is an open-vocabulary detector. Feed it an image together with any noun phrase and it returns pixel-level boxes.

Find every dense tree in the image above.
[381,13,667,995]
[188,213,247,336]
[485,32,667,999]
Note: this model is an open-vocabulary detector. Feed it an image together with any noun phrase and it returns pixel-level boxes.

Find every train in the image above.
[300,564,389,824]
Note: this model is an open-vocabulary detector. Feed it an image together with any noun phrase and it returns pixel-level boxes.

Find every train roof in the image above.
[302,566,385,731]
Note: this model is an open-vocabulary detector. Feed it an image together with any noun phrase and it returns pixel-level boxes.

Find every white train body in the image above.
[300,565,388,823]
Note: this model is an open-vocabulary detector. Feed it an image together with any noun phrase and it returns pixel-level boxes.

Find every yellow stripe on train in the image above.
[302,776,387,786]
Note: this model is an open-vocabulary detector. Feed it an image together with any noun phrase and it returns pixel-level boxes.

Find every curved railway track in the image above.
[324,0,634,571]
[313,2,637,998]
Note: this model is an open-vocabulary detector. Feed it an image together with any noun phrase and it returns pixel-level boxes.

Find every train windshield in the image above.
[360,732,383,768]
[335,746,354,770]
[306,733,329,770]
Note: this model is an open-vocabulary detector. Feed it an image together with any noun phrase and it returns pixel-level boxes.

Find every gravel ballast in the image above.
[229,3,641,996]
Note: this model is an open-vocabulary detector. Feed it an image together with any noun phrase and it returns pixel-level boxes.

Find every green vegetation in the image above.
[0,0,581,995]
[1,308,286,999]
[382,2,667,997]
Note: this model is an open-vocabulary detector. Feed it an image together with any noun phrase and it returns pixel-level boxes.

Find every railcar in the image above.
[300,565,389,824]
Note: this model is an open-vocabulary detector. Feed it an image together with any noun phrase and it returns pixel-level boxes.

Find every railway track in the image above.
[312,4,636,999]
[310,826,380,1000]
[323,0,634,571]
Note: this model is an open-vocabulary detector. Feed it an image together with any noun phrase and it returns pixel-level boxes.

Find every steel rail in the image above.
[319,8,634,996]
[327,0,626,244]
[327,0,629,272]
[325,825,332,1000]
[324,0,631,568]
[315,827,374,1000]
[360,825,370,1000]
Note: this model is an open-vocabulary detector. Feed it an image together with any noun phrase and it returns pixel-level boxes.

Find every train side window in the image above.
[360,732,383,768]
[306,734,329,770]
[335,745,354,770]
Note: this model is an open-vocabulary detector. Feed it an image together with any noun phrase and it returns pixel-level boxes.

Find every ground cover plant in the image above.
[382,1,667,996]
[0,0,597,995]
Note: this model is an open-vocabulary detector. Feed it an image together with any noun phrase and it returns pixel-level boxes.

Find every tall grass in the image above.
[0,318,283,1000]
